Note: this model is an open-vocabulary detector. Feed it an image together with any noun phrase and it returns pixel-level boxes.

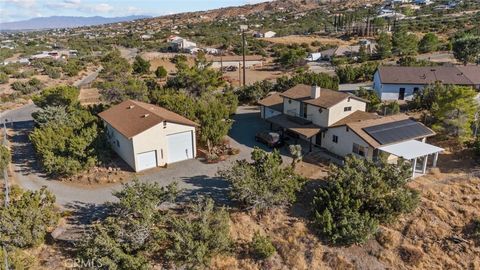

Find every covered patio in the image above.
[266,114,323,152]
[378,139,444,178]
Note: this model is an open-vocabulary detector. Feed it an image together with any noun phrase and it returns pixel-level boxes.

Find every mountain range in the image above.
[0,15,151,31]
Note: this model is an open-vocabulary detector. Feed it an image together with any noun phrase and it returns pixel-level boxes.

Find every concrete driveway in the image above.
[6,104,291,208]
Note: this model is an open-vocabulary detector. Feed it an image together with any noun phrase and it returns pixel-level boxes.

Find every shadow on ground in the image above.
[9,120,49,177]
[179,175,231,206]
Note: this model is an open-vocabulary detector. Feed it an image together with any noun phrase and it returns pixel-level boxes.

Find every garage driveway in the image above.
[9,105,291,208]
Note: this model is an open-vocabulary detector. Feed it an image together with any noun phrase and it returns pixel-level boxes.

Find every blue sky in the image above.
[0,0,271,23]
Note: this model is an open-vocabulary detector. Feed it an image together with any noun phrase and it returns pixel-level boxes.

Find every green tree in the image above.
[452,35,480,65]
[0,186,59,248]
[375,32,392,59]
[155,66,168,79]
[356,87,381,112]
[33,85,79,108]
[419,33,440,53]
[274,71,339,92]
[196,95,233,153]
[32,106,69,127]
[289,144,303,169]
[237,80,274,104]
[432,86,478,143]
[219,148,305,211]
[98,77,149,103]
[275,47,308,69]
[167,53,225,95]
[166,197,231,268]
[393,28,418,56]
[100,49,132,80]
[311,157,419,245]
[150,88,198,121]
[358,44,369,62]
[133,56,151,75]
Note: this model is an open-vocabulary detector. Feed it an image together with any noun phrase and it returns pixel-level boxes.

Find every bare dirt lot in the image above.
[262,35,354,46]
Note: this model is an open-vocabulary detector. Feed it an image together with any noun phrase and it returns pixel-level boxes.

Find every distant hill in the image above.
[0,15,151,31]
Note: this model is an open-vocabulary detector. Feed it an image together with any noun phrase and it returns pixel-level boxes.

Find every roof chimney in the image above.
[311,85,321,99]
[128,105,135,109]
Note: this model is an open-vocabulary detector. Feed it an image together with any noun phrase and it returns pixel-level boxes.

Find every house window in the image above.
[288,99,292,104]
[344,106,352,112]
[353,143,366,157]
[413,87,419,94]
[346,127,350,132]
[116,140,120,147]
[332,135,338,143]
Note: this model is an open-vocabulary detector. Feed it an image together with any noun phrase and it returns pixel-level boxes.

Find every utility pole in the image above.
[2,118,9,270]
[240,25,248,87]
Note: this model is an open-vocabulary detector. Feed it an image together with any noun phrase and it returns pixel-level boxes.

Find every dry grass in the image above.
[262,35,353,46]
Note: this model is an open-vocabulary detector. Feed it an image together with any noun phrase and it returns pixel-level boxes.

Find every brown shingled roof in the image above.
[98,100,198,139]
[377,66,479,85]
[280,84,367,108]
[258,92,283,107]
[330,110,381,127]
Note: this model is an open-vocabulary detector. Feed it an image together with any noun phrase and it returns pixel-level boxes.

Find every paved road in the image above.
[73,67,102,88]
[7,104,291,208]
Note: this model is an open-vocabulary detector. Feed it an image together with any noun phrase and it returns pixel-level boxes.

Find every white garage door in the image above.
[265,108,281,119]
[167,131,194,164]
[136,151,157,171]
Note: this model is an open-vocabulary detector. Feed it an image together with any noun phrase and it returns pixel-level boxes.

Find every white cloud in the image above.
[4,0,37,8]
[89,3,113,13]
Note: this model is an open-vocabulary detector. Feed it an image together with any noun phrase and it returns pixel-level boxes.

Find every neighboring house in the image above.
[207,55,264,69]
[373,66,480,101]
[415,0,433,5]
[258,84,443,177]
[253,31,276,38]
[99,100,199,172]
[168,36,197,52]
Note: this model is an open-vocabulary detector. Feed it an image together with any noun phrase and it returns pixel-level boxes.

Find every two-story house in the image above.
[258,84,444,177]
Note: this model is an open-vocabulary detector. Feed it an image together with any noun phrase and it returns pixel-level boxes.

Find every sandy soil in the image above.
[262,35,354,46]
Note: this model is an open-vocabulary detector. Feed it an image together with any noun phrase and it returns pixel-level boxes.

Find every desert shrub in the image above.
[155,66,168,79]
[311,157,419,245]
[0,186,59,248]
[356,87,381,112]
[381,101,400,115]
[30,85,110,176]
[166,197,231,268]
[133,56,151,75]
[0,72,8,84]
[12,69,36,79]
[219,148,305,211]
[0,247,36,270]
[470,218,480,241]
[44,65,61,79]
[250,232,276,260]
[11,78,44,94]
[63,59,83,77]
[79,180,178,270]
[0,144,10,171]
[399,245,424,265]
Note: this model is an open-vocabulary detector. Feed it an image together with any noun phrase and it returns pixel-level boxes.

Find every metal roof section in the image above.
[363,119,435,145]
[378,140,444,160]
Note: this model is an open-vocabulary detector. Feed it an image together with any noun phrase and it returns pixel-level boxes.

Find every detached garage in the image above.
[99,100,199,172]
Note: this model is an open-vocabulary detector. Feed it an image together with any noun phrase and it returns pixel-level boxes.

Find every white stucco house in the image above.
[258,84,443,177]
[99,100,198,172]
[373,66,480,101]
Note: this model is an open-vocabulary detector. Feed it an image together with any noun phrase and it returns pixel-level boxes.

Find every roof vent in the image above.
[142,114,150,118]
[128,105,135,109]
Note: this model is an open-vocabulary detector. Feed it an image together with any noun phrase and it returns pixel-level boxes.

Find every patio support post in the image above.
[433,152,439,167]
[412,158,417,178]
[309,137,313,152]
[422,155,428,174]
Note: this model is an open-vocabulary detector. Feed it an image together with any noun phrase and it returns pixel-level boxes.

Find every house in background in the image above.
[253,31,276,38]
[167,35,197,53]
[208,55,264,69]
[99,100,198,172]
[258,84,443,177]
[373,66,480,101]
